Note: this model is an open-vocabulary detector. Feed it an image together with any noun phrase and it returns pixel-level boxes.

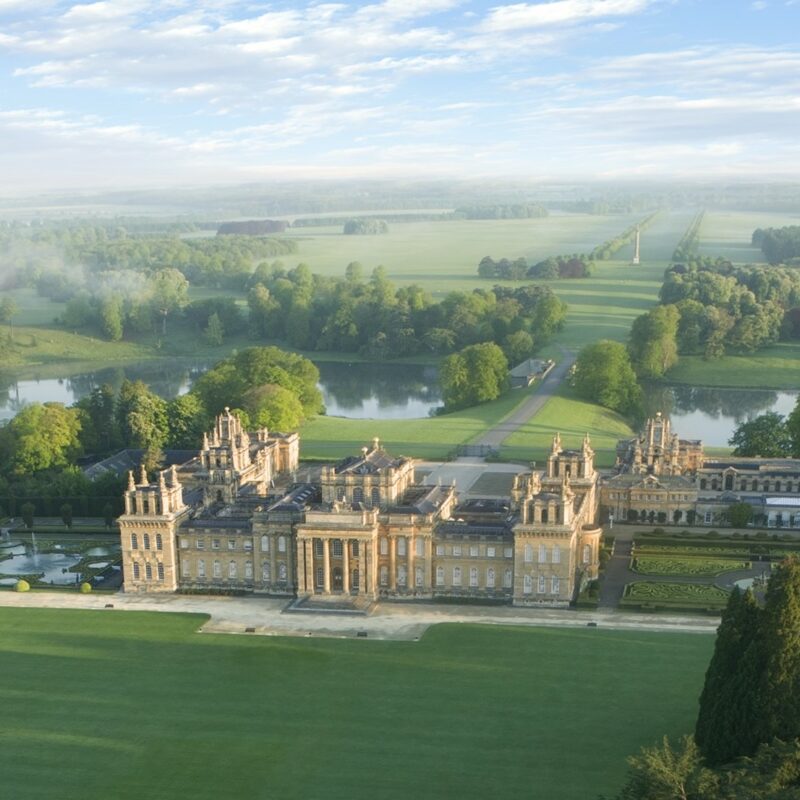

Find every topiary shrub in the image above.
[79,582,92,594]
[14,579,30,592]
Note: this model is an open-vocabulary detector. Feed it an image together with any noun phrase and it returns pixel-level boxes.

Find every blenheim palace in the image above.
[118,410,800,604]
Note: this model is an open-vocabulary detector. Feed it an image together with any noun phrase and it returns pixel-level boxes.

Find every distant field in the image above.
[698,210,800,263]
[499,383,634,466]
[0,609,713,800]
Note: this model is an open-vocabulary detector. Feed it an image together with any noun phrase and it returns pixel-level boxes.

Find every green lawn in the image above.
[698,210,800,263]
[0,608,713,800]
[300,384,537,459]
[499,384,634,467]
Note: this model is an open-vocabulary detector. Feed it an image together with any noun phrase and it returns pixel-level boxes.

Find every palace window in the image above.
[583,545,591,565]
[181,561,190,578]
[538,544,547,563]
[436,566,445,586]
[453,566,462,587]
[487,546,496,558]
[452,545,462,557]
[133,562,140,579]
[228,539,236,551]
[145,563,153,580]
[704,512,713,524]
[415,567,424,588]
[143,533,151,550]
[198,560,206,578]
[314,539,323,558]
[337,487,346,502]
[397,537,407,557]
[245,561,253,580]
[353,487,364,504]
[278,563,287,582]
[131,533,138,549]
[244,540,253,552]
[213,560,222,578]
[332,539,343,557]
[551,575,560,594]
[504,548,513,559]
[278,536,287,553]
[487,568,496,588]
[398,565,407,587]
[380,538,388,556]
[469,567,479,588]
[157,562,164,582]
[436,545,445,556]
[538,575,546,594]
[156,534,163,551]
[503,569,513,588]
[524,544,533,563]
[552,545,561,564]
[352,569,360,589]
[229,561,237,579]
[469,545,479,558]
[352,541,359,557]
[371,487,380,507]
[261,535,270,553]
[263,563,271,582]
[315,567,324,587]
[523,575,532,595]
[196,539,205,550]
[416,539,425,557]
[380,565,389,586]
[212,539,220,550]
[180,538,188,550]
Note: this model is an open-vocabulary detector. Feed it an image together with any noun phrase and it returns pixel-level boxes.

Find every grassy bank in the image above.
[499,384,635,467]
[0,608,713,800]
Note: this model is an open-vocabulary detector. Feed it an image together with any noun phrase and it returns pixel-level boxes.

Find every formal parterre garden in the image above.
[622,582,730,608]
[631,556,749,577]
[0,608,713,800]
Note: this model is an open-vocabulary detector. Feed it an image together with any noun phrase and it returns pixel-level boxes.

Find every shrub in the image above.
[79,582,92,594]
[14,579,30,592]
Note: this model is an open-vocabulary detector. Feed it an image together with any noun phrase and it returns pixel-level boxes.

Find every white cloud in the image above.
[482,0,652,31]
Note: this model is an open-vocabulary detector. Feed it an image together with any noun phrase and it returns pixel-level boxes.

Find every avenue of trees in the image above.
[605,561,800,799]
[753,225,800,264]
[672,211,705,262]
[591,211,659,261]
[343,218,389,235]
[0,346,320,518]
[477,254,593,281]
[247,263,567,360]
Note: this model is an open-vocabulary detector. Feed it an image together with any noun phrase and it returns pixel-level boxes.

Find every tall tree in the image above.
[628,305,680,378]
[149,268,188,335]
[729,412,791,457]
[573,340,642,416]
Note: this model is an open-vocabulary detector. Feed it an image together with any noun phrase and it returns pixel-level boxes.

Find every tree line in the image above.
[753,225,800,264]
[672,210,705,262]
[591,211,659,261]
[603,560,800,798]
[343,218,389,235]
[455,204,547,219]
[477,254,593,281]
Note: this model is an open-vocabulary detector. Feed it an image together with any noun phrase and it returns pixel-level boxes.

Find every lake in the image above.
[0,361,795,444]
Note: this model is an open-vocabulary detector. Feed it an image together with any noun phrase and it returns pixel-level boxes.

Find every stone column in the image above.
[343,538,350,594]
[296,537,307,593]
[424,537,433,590]
[323,538,331,594]
[408,534,415,594]
[389,537,397,591]
[286,534,294,592]
[270,536,276,591]
[306,538,315,593]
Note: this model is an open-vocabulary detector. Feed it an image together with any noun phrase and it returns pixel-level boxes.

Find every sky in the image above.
[0,0,799,191]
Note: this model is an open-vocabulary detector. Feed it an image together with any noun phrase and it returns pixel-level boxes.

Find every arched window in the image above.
[229,561,237,579]
[582,544,591,564]
[725,474,734,491]
[380,565,389,586]
[397,537,407,556]
[315,567,323,587]
[332,539,343,557]
[541,508,549,523]
[415,538,425,557]
[157,562,164,581]
[213,560,221,578]
[469,567,478,587]
[487,568,496,588]
[337,487,346,501]
[436,566,445,586]
[278,536,286,553]
[314,539,323,558]
[133,562,140,579]
[198,560,206,578]
[538,575,546,594]
[278,562,287,581]
[397,565,407,587]
[353,487,364,505]
[145,563,153,580]
[523,574,532,594]
[503,569,513,588]
[552,545,561,564]
[371,487,380,507]
[260,535,270,553]
[156,533,163,551]
[131,533,138,549]
[262,562,271,582]
[524,544,533,563]
[415,567,423,587]
[551,575,560,594]
[380,538,388,556]
[143,533,151,550]
[245,561,253,580]
[452,566,462,586]
[538,544,547,563]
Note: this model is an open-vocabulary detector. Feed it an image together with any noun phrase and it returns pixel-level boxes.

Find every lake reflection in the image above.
[643,384,799,447]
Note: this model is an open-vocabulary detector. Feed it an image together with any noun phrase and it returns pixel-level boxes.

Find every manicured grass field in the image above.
[499,383,635,466]
[698,211,800,263]
[623,582,730,607]
[300,384,537,459]
[0,608,713,800]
